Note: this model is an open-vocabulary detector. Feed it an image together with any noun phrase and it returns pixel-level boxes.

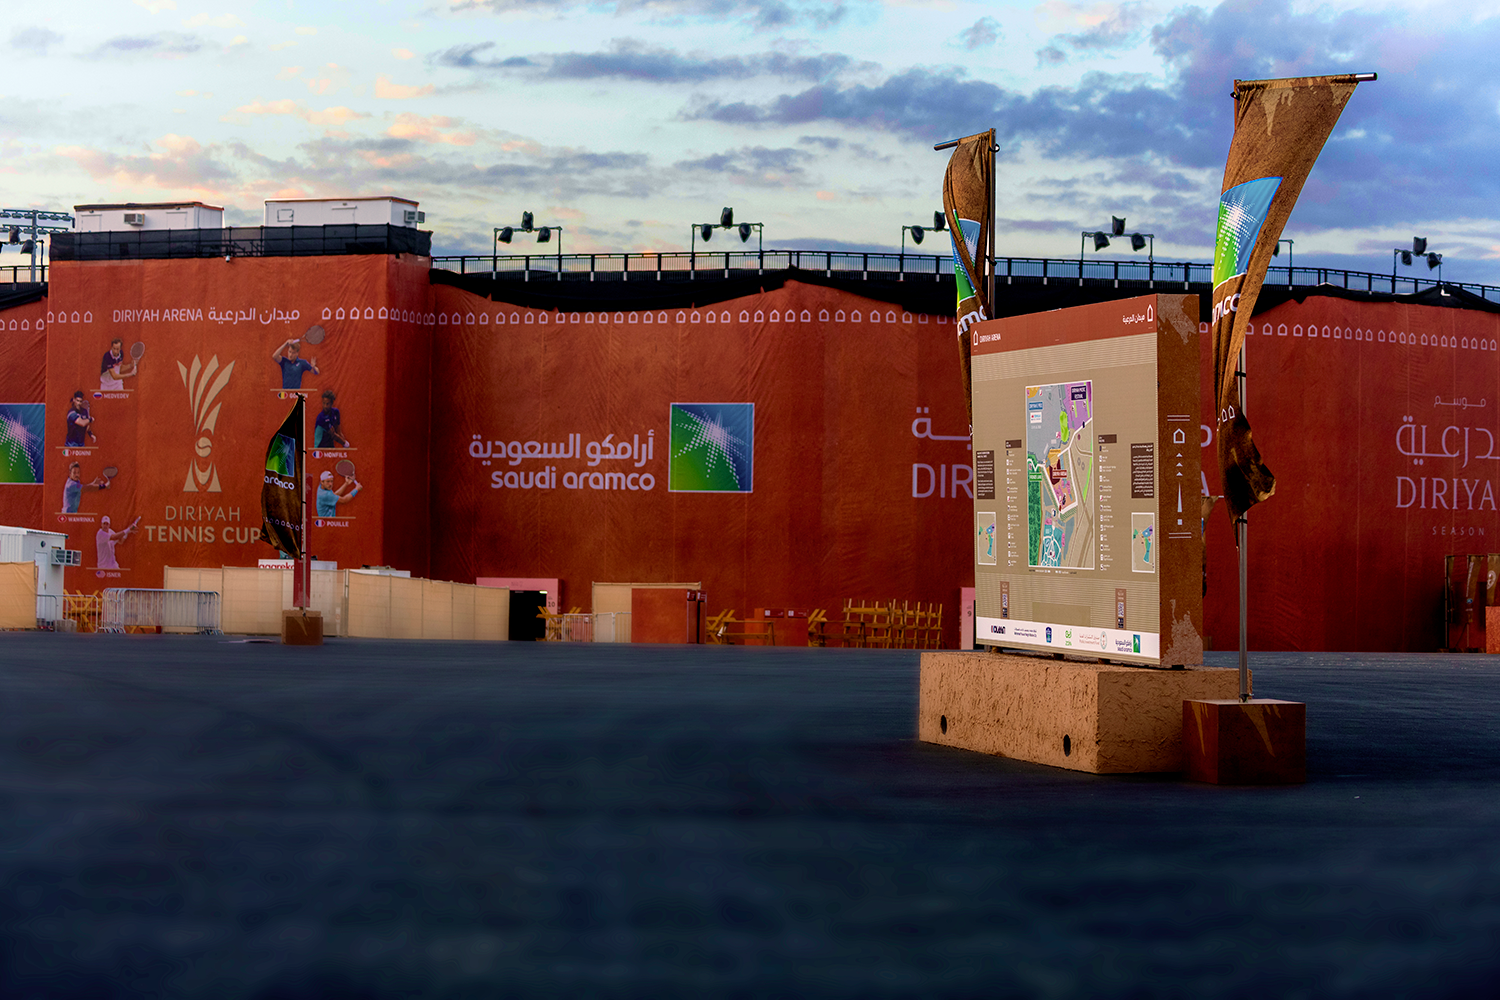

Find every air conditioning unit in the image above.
[51,548,82,566]
[123,213,146,226]
[404,210,425,225]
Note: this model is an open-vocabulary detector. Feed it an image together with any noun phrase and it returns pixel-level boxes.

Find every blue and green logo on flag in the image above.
[265,432,297,477]
[0,403,45,484]
[1212,176,1283,287]
[668,403,754,493]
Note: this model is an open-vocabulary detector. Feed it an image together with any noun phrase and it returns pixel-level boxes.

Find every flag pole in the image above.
[298,393,310,610]
[1237,346,1249,701]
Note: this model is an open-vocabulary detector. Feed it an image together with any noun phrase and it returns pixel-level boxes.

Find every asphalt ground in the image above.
[1,635,1498,999]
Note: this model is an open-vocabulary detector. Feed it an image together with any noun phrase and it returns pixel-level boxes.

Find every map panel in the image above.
[1026,381,1095,569]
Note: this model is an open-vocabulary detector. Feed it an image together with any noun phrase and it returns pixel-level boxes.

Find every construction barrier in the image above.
[593,611,632,643]
[161,567,508,639]
[0,562,36,629]
[101,589,223,634]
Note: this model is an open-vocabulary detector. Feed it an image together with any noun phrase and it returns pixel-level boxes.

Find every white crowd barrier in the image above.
[101,589,223,634]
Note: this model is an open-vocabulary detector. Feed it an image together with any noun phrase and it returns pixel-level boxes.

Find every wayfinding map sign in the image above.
[969,295,1203,667]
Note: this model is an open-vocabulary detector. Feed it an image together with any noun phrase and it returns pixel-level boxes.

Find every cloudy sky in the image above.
[4,0,1499,282]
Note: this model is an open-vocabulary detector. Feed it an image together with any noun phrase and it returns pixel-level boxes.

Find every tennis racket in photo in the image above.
[129,341,146,362]
[302,325,327,345]
[334,459,355,479]
[101,465,119,480]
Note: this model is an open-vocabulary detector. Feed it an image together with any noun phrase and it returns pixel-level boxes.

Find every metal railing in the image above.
[431,250,1500,301]
[0,265,47,284]
[101,588,223,634]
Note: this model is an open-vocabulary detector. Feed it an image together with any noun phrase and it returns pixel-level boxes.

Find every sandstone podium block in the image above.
[1183,699,1305,784]
[919,650,1239,773]
[281,608,324,646]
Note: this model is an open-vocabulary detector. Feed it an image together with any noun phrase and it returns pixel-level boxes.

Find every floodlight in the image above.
[910,226,924,245]
[1130,233,1147,252]
[497,227,514,244]
[1401,250,1412,266]
[1092,231,1110,251]
[536,226,551,243]
[933,210,946,231]
[738,223,752,242]
[18,240,33,254]
[7,227,17,244]
[1413,237,1427,255]
[720,207,734,228]
[521,211,534,232]
[1111,216,1126,237]
[1427,252,1442,269]
[1272,243,1280,256]
[700,223,713,241]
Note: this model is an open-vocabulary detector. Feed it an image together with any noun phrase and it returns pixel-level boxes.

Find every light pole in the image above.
[1,208,74,282]
[1393,237,1441,287]
[1272,239,1294,286]
[900,211,947,255]
[689,207,763,277]
[494,211,563,279]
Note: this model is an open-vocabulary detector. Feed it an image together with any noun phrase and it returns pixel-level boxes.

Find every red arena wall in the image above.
[6,255,1500,652]
[1201,294,1500,651]
[428,281,977,643]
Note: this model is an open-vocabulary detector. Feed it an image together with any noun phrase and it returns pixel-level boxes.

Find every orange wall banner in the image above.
[430,280,977,640]
[0,295,49,530]
[1201,295,1500,651]
[40,255,432,590]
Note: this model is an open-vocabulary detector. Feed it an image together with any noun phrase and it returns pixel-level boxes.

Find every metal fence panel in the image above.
[100,588,222,634]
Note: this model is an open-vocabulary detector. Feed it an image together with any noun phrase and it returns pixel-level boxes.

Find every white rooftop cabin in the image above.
[263,197,425,228]
[74,202,224,232]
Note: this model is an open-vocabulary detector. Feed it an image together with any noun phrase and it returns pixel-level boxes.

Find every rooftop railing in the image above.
[432,250,1500,301]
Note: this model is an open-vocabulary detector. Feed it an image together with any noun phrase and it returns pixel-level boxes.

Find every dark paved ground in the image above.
[1,635,1498,998]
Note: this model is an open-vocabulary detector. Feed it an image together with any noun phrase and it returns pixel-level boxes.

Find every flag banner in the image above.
[942,129,994,420]
[1211,74,1367,520]
[260,395,304,558]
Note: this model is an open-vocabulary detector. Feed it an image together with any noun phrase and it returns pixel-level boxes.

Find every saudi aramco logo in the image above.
[668,403,754,493]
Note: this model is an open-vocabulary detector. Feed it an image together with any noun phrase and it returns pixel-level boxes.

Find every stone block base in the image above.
[281,609,324,646]
[919,650,1239,773]
[1183,699,1305,785]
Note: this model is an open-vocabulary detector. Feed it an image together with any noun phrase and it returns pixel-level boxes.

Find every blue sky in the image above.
[4,0,1499,283]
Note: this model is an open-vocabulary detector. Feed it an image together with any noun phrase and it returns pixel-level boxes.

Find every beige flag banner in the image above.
[942,129,994,420]
[1211,74,1369,521]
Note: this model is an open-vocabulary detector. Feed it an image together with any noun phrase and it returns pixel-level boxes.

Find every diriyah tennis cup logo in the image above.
[178,354,236,493]
[668,403,754,493]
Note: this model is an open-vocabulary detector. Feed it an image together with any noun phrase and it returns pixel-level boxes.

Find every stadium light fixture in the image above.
[1093,231,1110,251]
[1111,216,1126,237]
[901,211,946,254]
[690,209,763,262]
[493,217,563,278]
[1394,239,1442,283]
[1080,219,1155,264]
[1,207,74,283]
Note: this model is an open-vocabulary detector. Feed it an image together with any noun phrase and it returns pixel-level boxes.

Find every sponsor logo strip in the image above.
[976,615,1159,660]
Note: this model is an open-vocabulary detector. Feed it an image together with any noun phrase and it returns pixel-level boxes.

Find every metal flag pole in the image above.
[1237,345,1250,702]
[299,395,311,611]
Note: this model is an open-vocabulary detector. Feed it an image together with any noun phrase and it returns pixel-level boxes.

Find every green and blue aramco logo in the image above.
[668,403,754,493]
[0,404,45,484]
[1212,176,1283,287]
[265,432,297,477]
